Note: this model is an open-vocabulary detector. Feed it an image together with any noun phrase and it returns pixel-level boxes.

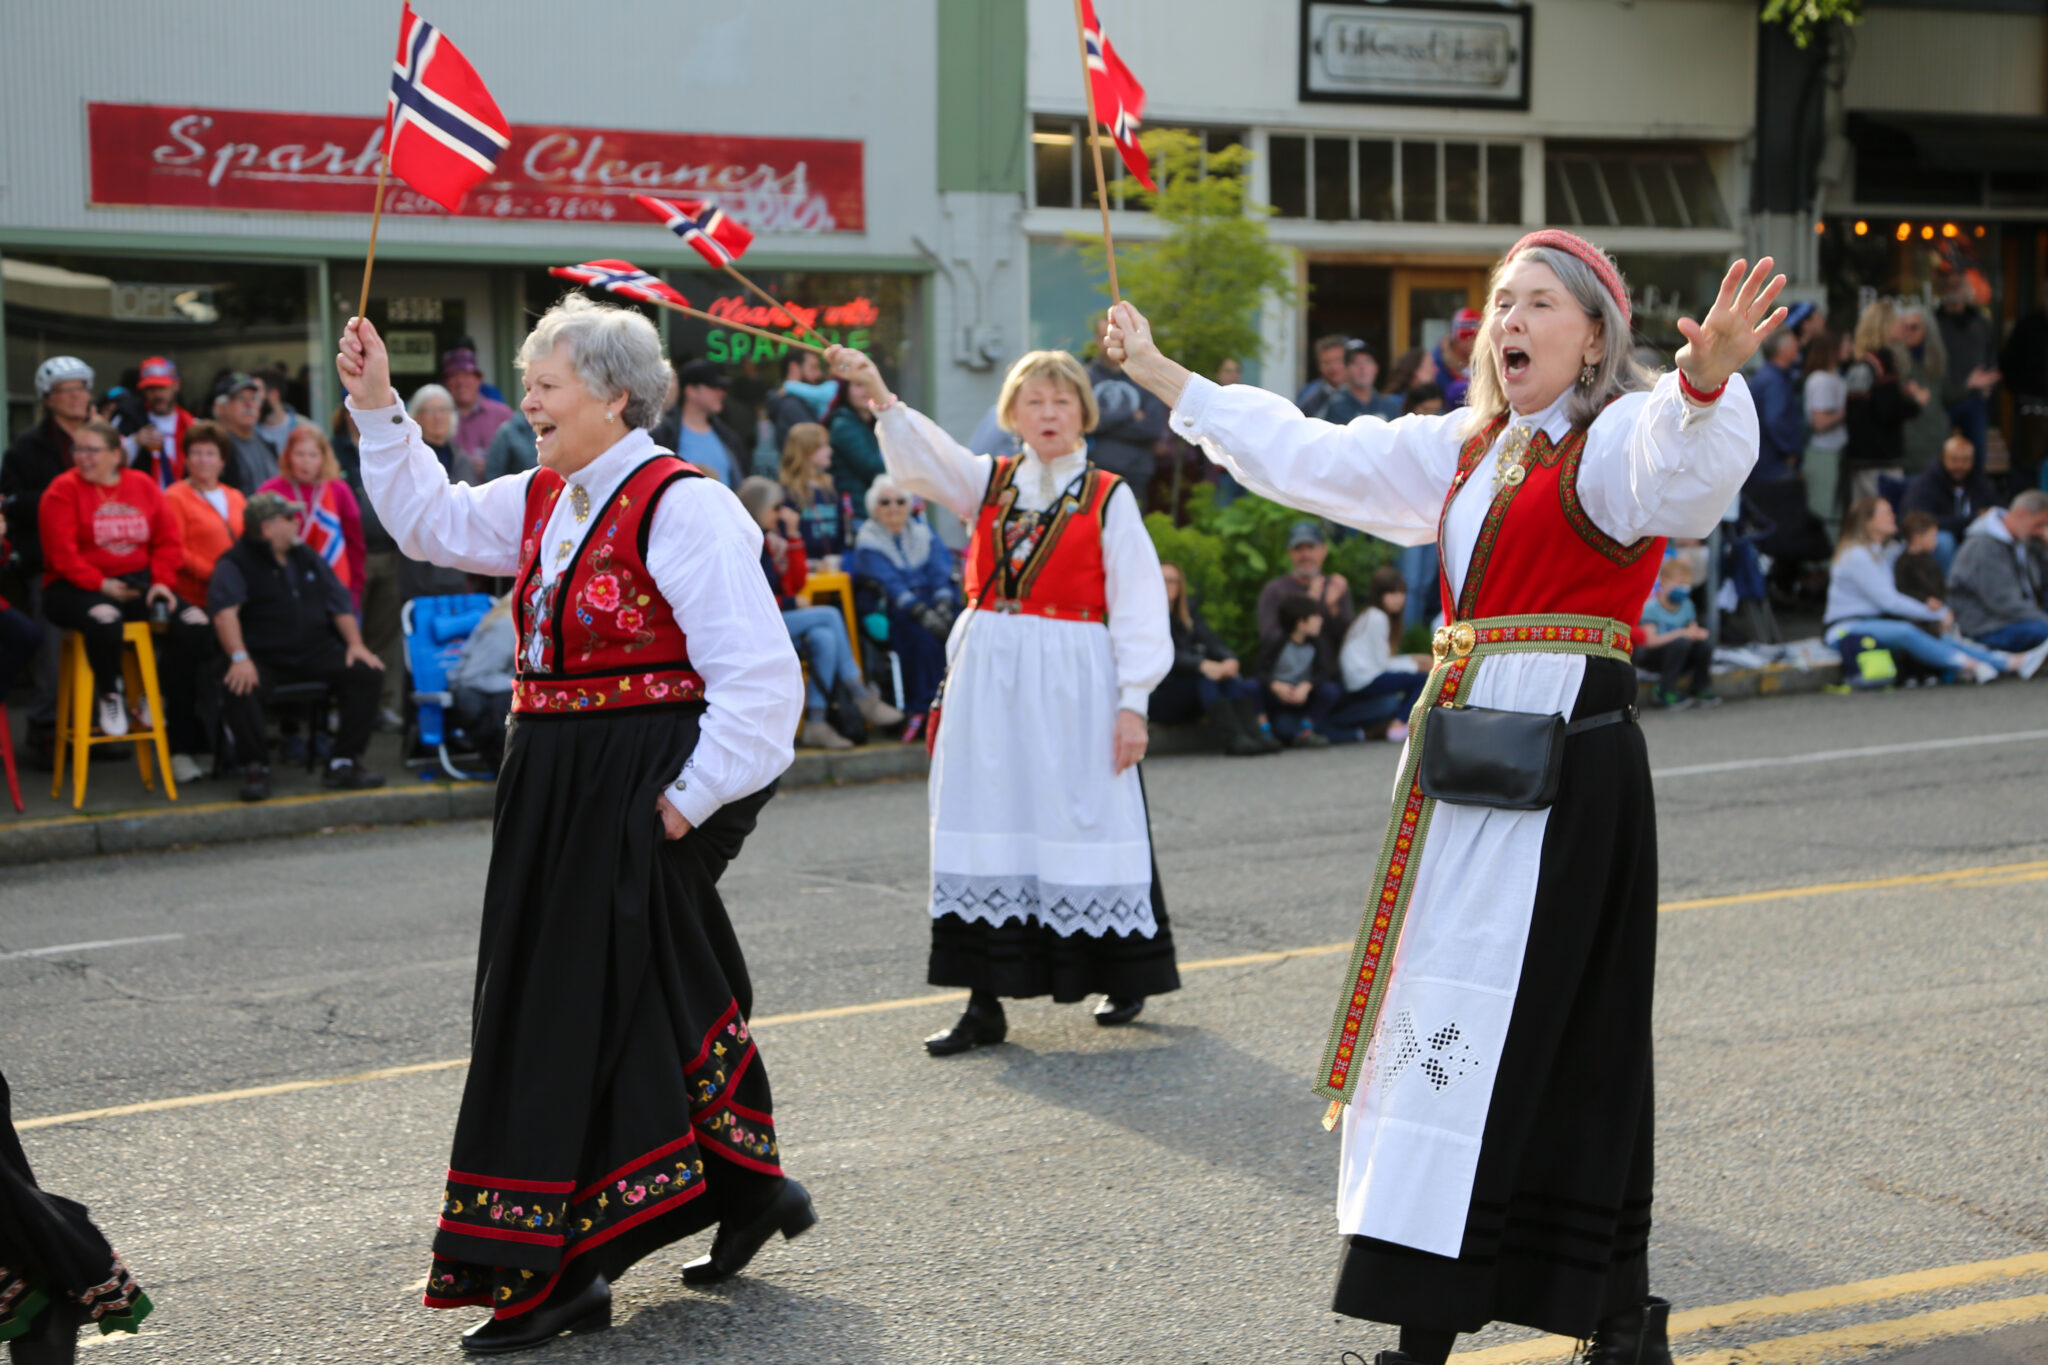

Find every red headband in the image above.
[1508,230,1631,329]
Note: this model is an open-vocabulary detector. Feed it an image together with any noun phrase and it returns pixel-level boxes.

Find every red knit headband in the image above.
[1508,230,1631,329]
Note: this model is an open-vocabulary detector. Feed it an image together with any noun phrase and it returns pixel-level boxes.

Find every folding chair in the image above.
[402,594,494,781]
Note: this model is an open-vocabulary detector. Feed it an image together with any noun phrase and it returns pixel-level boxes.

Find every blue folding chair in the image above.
[401,593,493,780]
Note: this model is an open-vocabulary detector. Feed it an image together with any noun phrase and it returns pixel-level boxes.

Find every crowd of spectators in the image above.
[8,289,2047,807]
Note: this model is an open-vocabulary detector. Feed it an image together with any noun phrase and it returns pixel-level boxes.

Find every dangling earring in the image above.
[1578,362,1598,388]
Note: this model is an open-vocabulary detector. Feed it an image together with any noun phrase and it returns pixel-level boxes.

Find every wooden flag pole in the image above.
[1071,0,1121,306]
[357,143,392,320]
[643,295,827,357]
[720,263,832,349]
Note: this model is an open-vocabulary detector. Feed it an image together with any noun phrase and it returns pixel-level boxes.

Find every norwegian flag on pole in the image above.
[384,3,510,212]
[549,260,691,311]
[633,195,756,269]
[1079,0,1154,192]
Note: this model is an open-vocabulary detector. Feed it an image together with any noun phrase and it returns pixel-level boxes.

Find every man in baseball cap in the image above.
[117,356,197,488]
[210,491,388,801]
[209,373,278,493]
[1435,307,1482,410]
[440,341,513,474]
[1,356,98,752]
[663,359,747,488]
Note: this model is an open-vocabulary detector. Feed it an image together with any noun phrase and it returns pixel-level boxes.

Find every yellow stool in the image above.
[51,621,179,810]
[801,569,861,657]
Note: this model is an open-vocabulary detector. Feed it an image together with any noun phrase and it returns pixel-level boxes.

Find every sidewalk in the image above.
[0,718,929,867]
[0,659,1839,867]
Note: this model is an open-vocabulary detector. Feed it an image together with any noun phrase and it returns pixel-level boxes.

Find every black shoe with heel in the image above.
[1093,995,1144,1025]
[1583,1296,1673,1365]
[458,1274,610,1355]
[681,1177,817,1284]
[924,994,1007,1056]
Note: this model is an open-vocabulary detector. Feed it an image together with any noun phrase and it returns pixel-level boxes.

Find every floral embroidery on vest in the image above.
[573,527,657,662]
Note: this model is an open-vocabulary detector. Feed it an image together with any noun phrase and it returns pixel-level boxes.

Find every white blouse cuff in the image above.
[1118,685,1154,715]
[1167,374,1221,438]
[665,765,723,829]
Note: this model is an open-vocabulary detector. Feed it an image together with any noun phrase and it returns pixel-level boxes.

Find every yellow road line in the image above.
[18,856,2040,1133]
[1448,1252,2048,1363]
[1658,858,2048,913]
[1670,1292,2048,1364]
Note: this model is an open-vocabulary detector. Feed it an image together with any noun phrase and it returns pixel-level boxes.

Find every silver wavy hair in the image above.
[865,476,907,518]
[1463,244,1654,436]
[517,293,670,430]
[406,383,453,418]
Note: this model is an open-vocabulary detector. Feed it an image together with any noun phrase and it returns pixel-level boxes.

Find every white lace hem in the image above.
[930,873,1159,939]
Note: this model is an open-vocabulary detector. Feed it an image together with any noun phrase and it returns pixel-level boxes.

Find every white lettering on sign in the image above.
[1303,3,1529,108]
[385,297,446,324]
[386,330,439,376]
[110,284,218,323]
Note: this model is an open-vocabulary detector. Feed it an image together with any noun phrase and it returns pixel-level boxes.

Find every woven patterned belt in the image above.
[1429,613,1635,668]
[1314,610,1637,1125]
[512,668,706,715]
[977,598,1107,624]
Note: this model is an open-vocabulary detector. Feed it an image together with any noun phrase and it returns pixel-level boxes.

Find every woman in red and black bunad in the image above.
[1108,236,1786,1365]
[339,294,812,1356]
[827,344,1178,1054]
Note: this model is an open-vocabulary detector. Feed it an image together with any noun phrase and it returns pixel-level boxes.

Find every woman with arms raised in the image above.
[338,294,812,1356]
[825,344,1176,1052]
[1107,234,1784,1365]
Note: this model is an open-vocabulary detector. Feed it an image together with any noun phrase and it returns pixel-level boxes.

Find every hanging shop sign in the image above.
[86,103,864,232]
[690,294,881,365]
[1300,1,1530,110]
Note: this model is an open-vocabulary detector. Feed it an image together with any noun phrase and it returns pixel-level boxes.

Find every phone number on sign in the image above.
[392,190,621,221]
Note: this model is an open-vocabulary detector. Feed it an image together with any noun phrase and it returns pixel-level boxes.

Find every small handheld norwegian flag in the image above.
[633,195,756,269]
[385,3,510,212]
[1079,0,1154,192]
[549,260,692,310]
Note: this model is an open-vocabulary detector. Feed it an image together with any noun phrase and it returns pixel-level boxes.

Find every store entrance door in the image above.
[355,266,500,404]
[1391,267,1487,356]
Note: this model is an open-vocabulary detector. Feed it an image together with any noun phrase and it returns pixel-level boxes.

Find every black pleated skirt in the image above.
[1332,657,1657,1339]
[0,1071,152,1342]
[424,704,786,1321]
[927,771,1181,1004]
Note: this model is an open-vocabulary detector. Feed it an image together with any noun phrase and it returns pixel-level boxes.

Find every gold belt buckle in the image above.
[1431,620,1476,664]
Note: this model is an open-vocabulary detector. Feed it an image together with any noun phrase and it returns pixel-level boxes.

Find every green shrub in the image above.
[1146,484,1397,659]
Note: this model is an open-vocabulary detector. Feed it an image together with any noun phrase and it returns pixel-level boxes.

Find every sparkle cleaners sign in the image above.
[86,102,864,233]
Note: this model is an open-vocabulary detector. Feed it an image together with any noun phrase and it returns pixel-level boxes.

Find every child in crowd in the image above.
[1258,594,1340,747]
[1334,565,1429,742]
[1636,557,1719,709]
[737,476,900,750]
[778,421,855,568]
[1401,382,1445,417]
[1893,509,1948,636]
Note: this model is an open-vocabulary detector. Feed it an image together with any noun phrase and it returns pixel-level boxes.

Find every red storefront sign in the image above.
[86,102,863,233]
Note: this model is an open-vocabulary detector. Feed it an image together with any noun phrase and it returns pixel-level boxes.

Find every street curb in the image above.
[0,669,1837,867]
[0,743,929,869]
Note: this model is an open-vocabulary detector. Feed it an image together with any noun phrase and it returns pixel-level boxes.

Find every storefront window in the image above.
[1610,254,1736,357]
[530,266,924,460]
[1820,218,2000,334]
[5,254,318,439]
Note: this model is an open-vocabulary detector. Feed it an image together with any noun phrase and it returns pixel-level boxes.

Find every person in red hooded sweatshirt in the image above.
[37,417,207,740]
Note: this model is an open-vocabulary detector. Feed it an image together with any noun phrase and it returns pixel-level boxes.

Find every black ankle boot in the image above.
[1232,694,1284,753]
[1583,1296,1672,1365]
[1092,995,1144,1025]
[1206,696,1271,757]
[924,992,1006,1056]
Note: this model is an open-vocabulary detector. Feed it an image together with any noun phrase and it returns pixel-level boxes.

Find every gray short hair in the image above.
[518,293,670,430]
[736,475,784,522]
[864,477,906,518]
[407,383,454,418]
[1464,243,1654,436]
[2011,489,2048,516]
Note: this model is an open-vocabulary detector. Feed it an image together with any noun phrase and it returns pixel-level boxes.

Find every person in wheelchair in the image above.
[447,595,514,772]
[849,476,957,742]
[209,492,388,801]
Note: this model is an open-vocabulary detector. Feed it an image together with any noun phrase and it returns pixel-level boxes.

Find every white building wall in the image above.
[0,0,939,262]
[1026,0,1755,138]
[1841,8,2047,116]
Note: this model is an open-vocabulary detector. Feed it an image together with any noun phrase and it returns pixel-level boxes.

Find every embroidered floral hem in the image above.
[0,1260,152,1341]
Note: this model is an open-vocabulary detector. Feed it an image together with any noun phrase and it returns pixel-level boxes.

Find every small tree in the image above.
[1762,0,1861,48]
[1078,129,1296,379]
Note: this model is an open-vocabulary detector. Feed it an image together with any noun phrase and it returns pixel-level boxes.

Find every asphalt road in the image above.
[3,682,2045,1364]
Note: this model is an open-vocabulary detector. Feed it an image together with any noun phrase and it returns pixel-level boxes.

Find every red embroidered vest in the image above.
[511,456,707,715]
[1437,417,1664,643]
[963,456,1119,623]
